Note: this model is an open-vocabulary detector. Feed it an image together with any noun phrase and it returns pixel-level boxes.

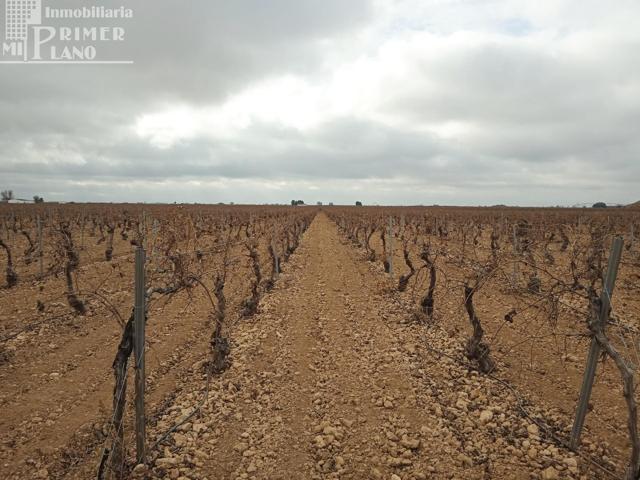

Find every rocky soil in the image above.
[134,214,608,480]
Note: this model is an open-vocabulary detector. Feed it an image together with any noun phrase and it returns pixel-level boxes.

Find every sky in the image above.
[1,0,639,206]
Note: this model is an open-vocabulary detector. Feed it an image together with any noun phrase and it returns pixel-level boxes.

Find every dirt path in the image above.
[136,213,592,480]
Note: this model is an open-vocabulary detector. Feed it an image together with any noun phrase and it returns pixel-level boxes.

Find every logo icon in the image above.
[6,0,41,40]
[3,0,40,59]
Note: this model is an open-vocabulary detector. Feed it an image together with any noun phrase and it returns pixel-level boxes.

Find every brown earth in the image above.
[370,217,639,475]
[133,213,602,480]
[0,228,260,479]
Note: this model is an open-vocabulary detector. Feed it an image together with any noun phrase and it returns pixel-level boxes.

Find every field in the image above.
[0,204,639,480]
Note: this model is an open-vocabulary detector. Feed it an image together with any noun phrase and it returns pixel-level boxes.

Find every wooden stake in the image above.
[134,247,146,464]
[512,224,519,286]
[387,217,394,276]
[80,215,85,250]
[37,215,43,280]
[570,236,624,449]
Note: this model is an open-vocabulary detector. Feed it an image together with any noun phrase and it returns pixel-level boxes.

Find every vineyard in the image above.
[0,204,639,480]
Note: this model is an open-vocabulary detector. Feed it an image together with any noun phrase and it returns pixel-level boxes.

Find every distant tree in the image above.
[1,190,14,203]
[33,195,44,203]
[355,201,363,206]
[592,202,607,208]
[317,201,322,206]
[291,200,304,206]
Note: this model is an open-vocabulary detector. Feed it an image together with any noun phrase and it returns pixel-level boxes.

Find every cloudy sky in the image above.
[1,0,639,206]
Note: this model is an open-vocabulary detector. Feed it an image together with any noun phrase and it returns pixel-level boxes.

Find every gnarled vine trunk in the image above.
[0,238,18,288]
[463,284,495,373]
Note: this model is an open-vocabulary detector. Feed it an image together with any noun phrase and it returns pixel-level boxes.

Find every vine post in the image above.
[37,215,43,279]
[151,218,160,259]
[387,216,394,276]
[141,210,147,251]
[511,223,518,286]
[271,224,280,277]
[134,246,146,464]
[570,236,624,449]
[80,214,85,250]
[272,239,280,276]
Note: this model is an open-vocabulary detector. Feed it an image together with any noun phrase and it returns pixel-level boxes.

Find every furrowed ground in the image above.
[0,205,313,479]
[1,206,638,480]
[130,213,594,480]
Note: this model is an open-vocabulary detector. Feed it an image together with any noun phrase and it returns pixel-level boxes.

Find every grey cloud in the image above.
[1,0,639,205]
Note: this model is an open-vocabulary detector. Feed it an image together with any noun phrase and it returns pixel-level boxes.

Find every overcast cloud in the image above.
[1,0,639,205]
